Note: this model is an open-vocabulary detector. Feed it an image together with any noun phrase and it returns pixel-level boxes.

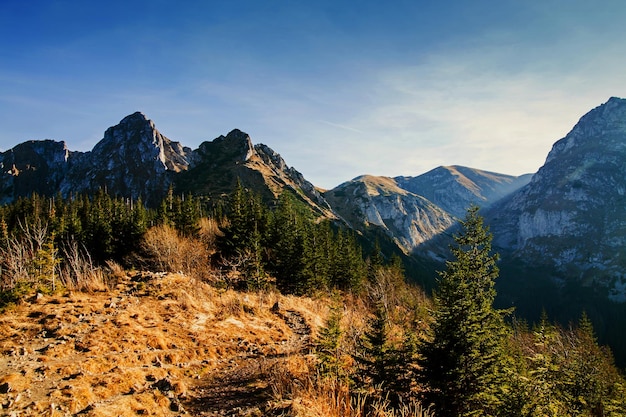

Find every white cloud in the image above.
[290,22,626,188]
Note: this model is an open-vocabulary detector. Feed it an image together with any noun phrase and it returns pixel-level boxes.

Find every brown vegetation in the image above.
[0,268,328,416]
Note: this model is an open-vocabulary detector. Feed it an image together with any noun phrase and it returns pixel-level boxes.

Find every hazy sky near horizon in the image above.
[2,1,626,189]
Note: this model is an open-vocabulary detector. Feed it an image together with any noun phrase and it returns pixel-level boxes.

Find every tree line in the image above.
[0,182,368,303]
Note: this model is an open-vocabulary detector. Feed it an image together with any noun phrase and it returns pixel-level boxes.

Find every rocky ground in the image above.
[0,272,323,416]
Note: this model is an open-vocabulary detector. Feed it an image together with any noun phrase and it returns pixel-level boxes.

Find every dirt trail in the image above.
[184,309,312,416]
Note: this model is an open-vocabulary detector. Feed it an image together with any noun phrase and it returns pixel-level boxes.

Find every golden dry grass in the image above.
[0,261,433,416]
[0,270,330,416]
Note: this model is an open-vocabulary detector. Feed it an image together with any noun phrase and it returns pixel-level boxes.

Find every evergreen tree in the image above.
[177,193,201,237]
[298,222,335,293]
[366,239,384,281]
[83,190,114,262]
[316,298,345,380]
[356,296,390,389]
[32,234,61,293]
[522,319,570,416]
[419,206,509,416]
[354,290,407,408]
[269,191,305,293]
[218,181,270,289]
[330,230,365,292]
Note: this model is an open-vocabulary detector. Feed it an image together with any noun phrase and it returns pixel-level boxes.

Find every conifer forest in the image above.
[1,188,625,416]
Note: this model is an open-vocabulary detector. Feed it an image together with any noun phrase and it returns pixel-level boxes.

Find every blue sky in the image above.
[1,0,626,189]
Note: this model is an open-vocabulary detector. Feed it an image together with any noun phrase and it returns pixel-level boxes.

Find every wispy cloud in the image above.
[319,120,364,134]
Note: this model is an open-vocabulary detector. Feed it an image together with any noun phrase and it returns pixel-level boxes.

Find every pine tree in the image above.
[316,298,345,380]
[354,290,408,408]
[269,191,305,293]
[419,206,509,416]
[32,234,61,293]
[356,297,390,389]
[217,181,270,289]
[330,230,365,292]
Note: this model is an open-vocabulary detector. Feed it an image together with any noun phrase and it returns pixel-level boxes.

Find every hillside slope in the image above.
[0,272,326,416]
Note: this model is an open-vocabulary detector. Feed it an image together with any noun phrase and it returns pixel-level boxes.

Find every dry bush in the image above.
[59,240,109,292]
[105,259,126,283]
[270,368,433,417]
[0,234,32,291]
[0,221,60,298]
[140,224,212,279]
[197,217,222,254]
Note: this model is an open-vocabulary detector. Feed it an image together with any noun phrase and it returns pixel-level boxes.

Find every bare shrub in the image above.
[60,241,109,293]
[140,224,211,279]
[0,220,61,297]
[197,217,222,255]
[0,234,31,291]
[215,290,245,319]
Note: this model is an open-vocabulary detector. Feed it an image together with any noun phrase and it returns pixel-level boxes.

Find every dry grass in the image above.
[268,367,433,417]
[0,259,433,416]
[59,241,111,293]
[0,269,330,416]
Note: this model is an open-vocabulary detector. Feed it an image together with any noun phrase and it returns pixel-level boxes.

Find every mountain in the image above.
[4,100,626,366]
[0,113,191,206]
[61,112,192,205]
[323,167,530,254]
[0,140,71,205]
[395,166,532,218]
[0,113,332,215]
[487,97,626,300]
[324,175,456,253]
[175,129,334,217]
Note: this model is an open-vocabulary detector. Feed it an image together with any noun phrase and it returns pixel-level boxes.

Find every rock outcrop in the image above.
[60,112,191,205]
[487,97,626,299]
[324,175,455,253]
[0,140,71,205]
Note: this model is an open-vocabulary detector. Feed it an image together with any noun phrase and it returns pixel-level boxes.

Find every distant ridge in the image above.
[395,165,532,218]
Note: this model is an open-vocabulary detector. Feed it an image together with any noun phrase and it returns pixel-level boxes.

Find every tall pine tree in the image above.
[419,205,509,416]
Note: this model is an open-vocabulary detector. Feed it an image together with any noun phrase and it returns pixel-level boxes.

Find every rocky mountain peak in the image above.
[118,111,151,126]
[222,129,256,161]
[57,112,191,205]
[543,97,626,166]
[94,112,189,173]
[324,175,455,253]
[487,96,626,296]
[192,129,256,168]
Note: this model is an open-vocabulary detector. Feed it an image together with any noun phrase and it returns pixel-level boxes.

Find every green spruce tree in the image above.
[419,205,509,416]
[316,297,345,380]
